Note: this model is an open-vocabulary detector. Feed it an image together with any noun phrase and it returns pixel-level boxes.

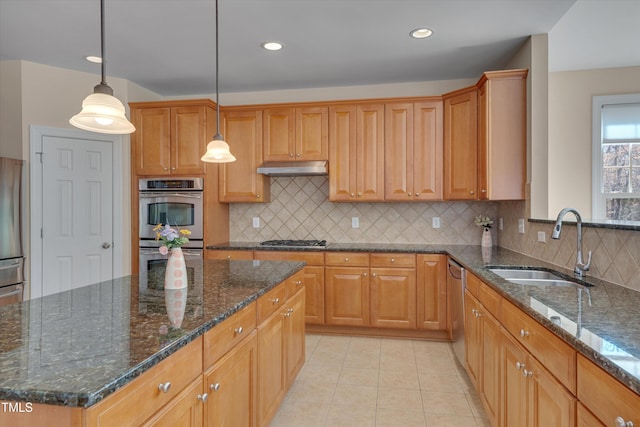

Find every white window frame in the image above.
[592,93,640,220]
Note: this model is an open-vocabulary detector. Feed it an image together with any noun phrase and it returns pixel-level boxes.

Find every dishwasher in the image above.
[447,257,466,366]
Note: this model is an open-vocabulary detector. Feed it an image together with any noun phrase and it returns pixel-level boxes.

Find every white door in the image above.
[30,126,123,299]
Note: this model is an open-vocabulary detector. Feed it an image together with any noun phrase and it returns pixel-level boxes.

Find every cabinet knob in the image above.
[234,326,243,335]
[390,258,395,263]
[210,383,220,392]
[616,417,635,427]
[372,272,377,277]
[357,192,362,197]
[350,193,355,197]
[171,167,176,171]
[515,361,524,370]
[289,153,294,157]
[469,190,475,195]
[363,272,368,277]
[226,255,232,259]
[481,189,487,193]
[295,280,303,286]
[523,369,533,377]
[163,167,168,171]
[415,192,420,196]
[344,257,349,262]
[197,393,208,402]
[158,382,171,393]
[272,298,280,305]
[256,194,261,199]
[519,329,529,338]
[408,192,412,196]
[296,153,301,157]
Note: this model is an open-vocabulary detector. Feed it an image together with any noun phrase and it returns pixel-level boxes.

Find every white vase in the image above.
[481,227,492,248]
[165,288,187,329]
[165,247,188,290]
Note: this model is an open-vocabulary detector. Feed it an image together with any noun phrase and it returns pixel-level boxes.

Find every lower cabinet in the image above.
[204,331,258,427]
[325,265,370,326]
[143,377,206,427]
[416,254,447,330]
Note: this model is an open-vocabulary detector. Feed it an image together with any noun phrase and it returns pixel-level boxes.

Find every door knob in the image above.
[102,242,111,249]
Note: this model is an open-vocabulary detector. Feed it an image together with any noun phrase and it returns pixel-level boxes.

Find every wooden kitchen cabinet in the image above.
[443,87,478,200]
[142,377,205,427]
[205,249,255,260]
[416,254,447,331]
[477,69,527,200]
[329,104,385,201]
[263,107,328,161]
[130,100,214,176]
[204,331,258,427]
[370,253,416,329]
[325,252,371,326]
[284,288,305,388]
[219,109,270,202]
[385,100,443,201]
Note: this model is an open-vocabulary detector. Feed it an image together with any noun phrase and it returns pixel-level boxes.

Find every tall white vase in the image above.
[481,227,492,248]
[165,247,188,290]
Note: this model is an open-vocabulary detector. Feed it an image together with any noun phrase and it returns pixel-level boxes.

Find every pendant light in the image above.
[69,0,135,134]
[201,0,236,163]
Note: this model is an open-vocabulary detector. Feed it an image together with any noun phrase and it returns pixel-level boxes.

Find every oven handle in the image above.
[140,248,203,257]
[139,192,202,199]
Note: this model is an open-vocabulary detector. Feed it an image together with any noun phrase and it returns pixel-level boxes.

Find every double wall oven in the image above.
[138,178,204,291]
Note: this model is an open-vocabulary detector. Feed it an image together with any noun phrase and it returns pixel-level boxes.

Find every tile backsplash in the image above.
[498,201,640,292]
[230,177,498,245]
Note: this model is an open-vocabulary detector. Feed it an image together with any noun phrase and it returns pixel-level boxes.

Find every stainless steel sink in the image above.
[488,268,576,286]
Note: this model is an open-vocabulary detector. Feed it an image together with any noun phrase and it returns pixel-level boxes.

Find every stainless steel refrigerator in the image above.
[0,157,25,306]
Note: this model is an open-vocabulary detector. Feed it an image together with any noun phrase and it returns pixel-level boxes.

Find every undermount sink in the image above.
[488,267,577,287]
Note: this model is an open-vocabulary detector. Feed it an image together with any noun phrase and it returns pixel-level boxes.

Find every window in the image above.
[592,94,640,221]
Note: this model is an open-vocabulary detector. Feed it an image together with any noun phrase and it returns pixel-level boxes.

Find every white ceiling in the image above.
[0,0,637,97]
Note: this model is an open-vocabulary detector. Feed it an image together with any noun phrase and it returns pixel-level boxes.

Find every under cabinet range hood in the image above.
[256,160,328,176]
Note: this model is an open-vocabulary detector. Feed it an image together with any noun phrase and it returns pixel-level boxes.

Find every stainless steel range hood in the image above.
[256,160,328,176]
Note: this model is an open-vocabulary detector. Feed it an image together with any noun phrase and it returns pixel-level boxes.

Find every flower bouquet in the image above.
[153,224,191,290]
[153,224,191,255]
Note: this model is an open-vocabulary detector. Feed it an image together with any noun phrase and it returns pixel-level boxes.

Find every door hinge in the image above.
[41,228,43,238]
[35,152,43,163]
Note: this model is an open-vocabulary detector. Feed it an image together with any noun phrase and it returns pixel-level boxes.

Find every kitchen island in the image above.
[0,258,305,426]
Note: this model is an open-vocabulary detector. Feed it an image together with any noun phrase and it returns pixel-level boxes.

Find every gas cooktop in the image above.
[259,239,327,248]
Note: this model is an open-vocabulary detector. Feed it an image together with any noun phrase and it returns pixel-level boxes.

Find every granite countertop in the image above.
[0,259,305,408]
[210,242,640,395]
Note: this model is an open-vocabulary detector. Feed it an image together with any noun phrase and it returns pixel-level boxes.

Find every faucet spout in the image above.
[551,208,592,278]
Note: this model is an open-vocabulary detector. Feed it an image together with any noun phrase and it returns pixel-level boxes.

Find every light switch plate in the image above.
[538,231,546,242]
[432,217,440,228]
[498,218,504,230]
[252,217,260,228]
[518,219,525,234]
[352,217,360,228]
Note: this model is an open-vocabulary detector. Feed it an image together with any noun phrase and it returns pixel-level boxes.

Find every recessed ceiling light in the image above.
[85,55,102,63]
[410,28,433,39]
[261,41,283,51]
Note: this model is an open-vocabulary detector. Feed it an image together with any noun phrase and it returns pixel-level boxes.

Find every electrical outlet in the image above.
[538,231,546,242]
[352,217,360,228]
[432,217,440,229]
[252,217,260,228]
[498,218,504,230]
[518,219,525,234]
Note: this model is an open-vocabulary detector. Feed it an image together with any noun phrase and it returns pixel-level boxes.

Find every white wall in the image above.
[0,60,23,159]
[548,65,640,218]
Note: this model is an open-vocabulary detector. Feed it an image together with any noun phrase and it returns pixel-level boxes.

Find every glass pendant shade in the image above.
[70,84,135,134]
[201,134,236,163]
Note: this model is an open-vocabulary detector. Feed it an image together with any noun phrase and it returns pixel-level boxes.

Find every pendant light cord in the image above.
[215,0,222,138]
[100,0,106,86]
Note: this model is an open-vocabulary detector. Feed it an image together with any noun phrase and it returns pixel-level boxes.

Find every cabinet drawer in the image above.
[465,270,480,297]
[86,336,203,427]
[206,250,254,260]
[477,279,500,318]
[578,354,640,427]
[255,250,324,266]
[325,252,369,267]
[203,302,257,369]
[286,271,305,297]
[501,300,576,393]
[370,253,416,268]
[257,282,288,324]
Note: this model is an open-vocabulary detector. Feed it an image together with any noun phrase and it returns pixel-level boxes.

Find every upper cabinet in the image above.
[443,69,528,201]
[385,100,443,201]
[219,109,270,202]
[130,100,214,176]
[329,104,385,201]
[477,69,528,200]
[263,107,328,161]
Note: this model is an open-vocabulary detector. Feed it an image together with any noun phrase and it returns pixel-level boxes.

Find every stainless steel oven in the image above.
[138,247,204,293]
[138,177,204,247]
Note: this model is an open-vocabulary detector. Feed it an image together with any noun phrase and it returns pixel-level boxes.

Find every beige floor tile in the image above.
[338,366,380,387]
[332,383,378,409]
[421,390,473,416]
[344,351,381,369]
[270,399,329,427]
[324,404,376,427]
[316,335,351,352]
[377,386,424,411]
[379,351,417,371]
[375,407,427,427]
[307,348,347,366]
[425,413,479,427]
[418,370,464,393]
[378,368,420,390]
[349,336,382,352]
[297,363,341,384]
[288,380,336,403]
[465,392,487,418]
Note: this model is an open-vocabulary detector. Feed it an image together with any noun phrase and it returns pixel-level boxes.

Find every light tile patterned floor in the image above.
[271,334,491,427]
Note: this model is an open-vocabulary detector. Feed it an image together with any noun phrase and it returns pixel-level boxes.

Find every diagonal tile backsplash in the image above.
[230,176,498,245]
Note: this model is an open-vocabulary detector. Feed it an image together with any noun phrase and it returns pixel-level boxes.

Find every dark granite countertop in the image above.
[0,259,304,408]
[209,242,640,395]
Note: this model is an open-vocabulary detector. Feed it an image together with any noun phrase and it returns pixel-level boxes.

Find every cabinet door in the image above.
[481,310,501,427]
[416,254,447,331]
[142,377,205,427]
[384,103,414,201]
[501,332,528,427]
[219,110,269,202]
[413,101,443,200]
[296,107,328,160]
[370,267,416,329]
[205,331,258,427]
[443,88,478,200]
[303,266,325,325]
[257,307,286,427]
[133,107,172,175]
[464,291,482,389]
[325,266,370,326]
[329,105,357,201]
[172,106,207,174]
[285,289,305,387]
[527,357,576,427]
[357,104,385,201]
[263,108,295,161]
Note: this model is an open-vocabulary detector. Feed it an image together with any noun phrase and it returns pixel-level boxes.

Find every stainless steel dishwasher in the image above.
[447,257,466,366]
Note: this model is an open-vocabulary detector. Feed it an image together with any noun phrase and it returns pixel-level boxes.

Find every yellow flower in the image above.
[153,224,163,231]
[180,229,191,235]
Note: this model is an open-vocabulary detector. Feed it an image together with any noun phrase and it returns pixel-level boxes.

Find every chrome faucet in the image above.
[551,208,592,278]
